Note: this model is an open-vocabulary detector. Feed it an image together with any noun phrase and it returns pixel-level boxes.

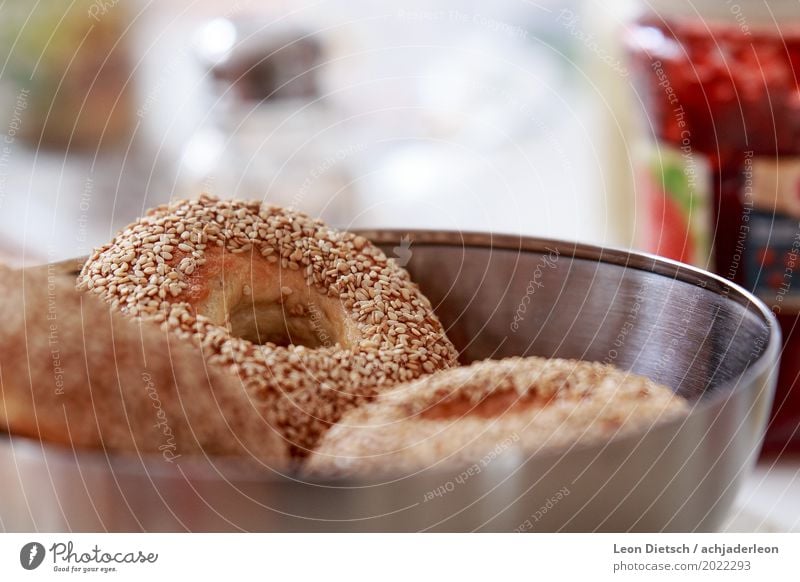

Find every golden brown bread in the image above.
[0,259,289,464]
[306,356,690,477]
[77,197,459,455]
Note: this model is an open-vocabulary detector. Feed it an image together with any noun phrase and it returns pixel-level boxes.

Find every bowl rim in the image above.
[1,230,782,482]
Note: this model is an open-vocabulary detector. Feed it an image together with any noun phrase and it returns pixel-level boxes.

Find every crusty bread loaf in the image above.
[306,356,690,477]
[0,260,289,464]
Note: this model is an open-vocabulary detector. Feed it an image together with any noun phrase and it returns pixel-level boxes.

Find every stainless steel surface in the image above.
[0,232,780,531]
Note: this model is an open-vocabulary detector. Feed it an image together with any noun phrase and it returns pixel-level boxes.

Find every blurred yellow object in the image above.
[0,0,133,149]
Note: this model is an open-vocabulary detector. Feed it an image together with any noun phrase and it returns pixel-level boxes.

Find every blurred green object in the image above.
[0,0,133,149]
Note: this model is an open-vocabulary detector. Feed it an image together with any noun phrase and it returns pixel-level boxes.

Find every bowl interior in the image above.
[370,232,774,403]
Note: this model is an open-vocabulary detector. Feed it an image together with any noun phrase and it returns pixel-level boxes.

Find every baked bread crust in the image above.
[306,356,689,476]
[0,260,289,464]
[78,196,458,455]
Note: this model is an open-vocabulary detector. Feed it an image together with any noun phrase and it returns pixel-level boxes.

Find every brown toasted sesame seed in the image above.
[78,195,458,457]
[308,357,689,477]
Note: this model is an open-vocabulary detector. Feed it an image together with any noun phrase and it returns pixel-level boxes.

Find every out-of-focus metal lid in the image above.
[194,18,323,102]
[640,0,800,28]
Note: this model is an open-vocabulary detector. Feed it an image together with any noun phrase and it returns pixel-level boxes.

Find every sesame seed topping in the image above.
[78,195,459,457]
[307,357,690,477]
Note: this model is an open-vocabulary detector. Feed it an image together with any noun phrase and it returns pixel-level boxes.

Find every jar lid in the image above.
[194,18,323,102]
[643,0,799,28]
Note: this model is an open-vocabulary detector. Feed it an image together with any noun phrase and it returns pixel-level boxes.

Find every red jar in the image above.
[627,0,800,452]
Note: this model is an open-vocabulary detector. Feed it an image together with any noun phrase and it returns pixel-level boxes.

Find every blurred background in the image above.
[0,0,636,266]
[0,0,798,530]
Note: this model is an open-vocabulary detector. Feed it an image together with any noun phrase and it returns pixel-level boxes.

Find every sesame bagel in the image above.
[306,356,689,476]
[78,196,458,456]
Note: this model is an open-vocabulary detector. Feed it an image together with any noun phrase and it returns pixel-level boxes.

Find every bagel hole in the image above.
[228,300,341,348]
[421,390,554,421]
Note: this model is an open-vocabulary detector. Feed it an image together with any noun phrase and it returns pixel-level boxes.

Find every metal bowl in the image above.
[0,231,780,531]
